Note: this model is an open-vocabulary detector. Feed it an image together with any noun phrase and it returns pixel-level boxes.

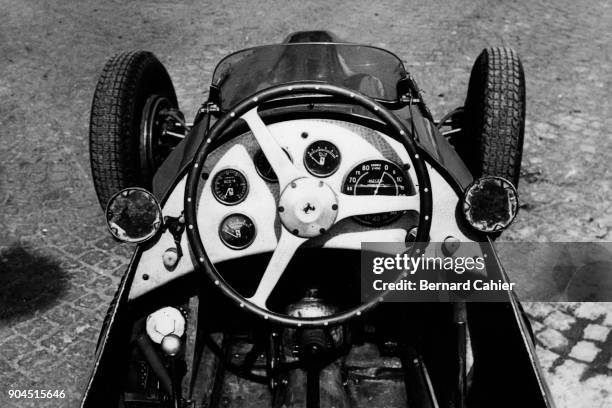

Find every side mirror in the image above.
[462,176,518,233]
[105,188,163,243]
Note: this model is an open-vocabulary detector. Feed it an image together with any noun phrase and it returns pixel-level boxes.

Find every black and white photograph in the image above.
[1,1,611,407]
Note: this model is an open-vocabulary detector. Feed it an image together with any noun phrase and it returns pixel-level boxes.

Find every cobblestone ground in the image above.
[1,0,611,407]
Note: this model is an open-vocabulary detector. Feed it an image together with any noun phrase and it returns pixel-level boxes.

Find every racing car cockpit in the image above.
[82,31,554,408]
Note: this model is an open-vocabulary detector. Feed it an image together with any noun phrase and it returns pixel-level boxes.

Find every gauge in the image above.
[254,149,277,182]
[342,160,413,226]
[219,214,256,249]
[254,149,293,182]
[212,169,248,205]
[303,140,341,177]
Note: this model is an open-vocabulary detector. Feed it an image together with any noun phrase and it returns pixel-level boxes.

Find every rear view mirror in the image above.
[105,188,163,243]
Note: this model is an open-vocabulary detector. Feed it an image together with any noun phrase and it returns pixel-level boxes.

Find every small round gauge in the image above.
[254,149,278,182]
[219,214,256,249]
[254,149,293,182]
[342,160,413,226]
[212,169,248,205]
[303,140,341,177]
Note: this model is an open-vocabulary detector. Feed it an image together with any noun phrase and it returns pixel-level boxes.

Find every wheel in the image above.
[89,50,179,209]
[455,48,525,186]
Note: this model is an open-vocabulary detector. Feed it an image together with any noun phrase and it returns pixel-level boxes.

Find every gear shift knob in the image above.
[161,334,182,357]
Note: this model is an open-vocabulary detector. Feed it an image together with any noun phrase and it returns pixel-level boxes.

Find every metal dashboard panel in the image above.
[128,118,474,300]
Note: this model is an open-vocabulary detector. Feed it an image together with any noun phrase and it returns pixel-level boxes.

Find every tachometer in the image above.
[212,168,248,205]
[254,148,293,182]
[254,149,277,182]
[303,140,341,177]
[342,160,413,226]
[219,214,256,249]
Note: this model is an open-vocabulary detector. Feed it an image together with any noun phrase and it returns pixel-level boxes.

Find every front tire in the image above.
[89,51,178,209]
[456,47,526,186]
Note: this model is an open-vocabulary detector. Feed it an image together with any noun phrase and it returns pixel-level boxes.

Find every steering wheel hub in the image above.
[278,177,338,238]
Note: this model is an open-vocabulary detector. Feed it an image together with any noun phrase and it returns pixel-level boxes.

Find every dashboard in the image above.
[129,118,477,299]
[194,118,420,261]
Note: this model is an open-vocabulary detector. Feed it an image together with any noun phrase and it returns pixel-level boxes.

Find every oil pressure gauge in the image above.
[219,214,256,249]
[303,140,341,177]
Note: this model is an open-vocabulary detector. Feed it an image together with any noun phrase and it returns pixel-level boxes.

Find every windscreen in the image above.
[211,43,407,109]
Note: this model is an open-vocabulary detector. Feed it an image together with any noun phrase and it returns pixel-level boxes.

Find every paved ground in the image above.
[0,0,611,407]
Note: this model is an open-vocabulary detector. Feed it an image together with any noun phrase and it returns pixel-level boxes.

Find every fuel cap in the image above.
[145,306,185,344]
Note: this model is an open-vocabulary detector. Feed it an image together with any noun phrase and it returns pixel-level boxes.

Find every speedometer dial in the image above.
[212,169,248,205]
[342,160,412,226]
[303,140,341,177]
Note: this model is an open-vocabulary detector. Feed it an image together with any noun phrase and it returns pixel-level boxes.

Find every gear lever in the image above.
[161,334,182,408]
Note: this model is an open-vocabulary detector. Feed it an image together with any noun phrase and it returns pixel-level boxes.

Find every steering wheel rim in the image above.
[185,82,432,327]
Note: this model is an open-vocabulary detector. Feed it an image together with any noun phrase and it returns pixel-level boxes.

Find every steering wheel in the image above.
[185,82,432,327]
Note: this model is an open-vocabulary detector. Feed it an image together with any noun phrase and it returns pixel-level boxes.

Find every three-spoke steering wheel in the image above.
[185,82,432,327]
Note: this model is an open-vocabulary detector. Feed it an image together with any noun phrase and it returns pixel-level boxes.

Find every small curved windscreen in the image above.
[211,43,407,109]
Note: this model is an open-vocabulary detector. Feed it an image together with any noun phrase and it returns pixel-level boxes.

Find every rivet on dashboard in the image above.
[240,303,245,308]
[199,257,204,262]
[207,138,212,144]
[324,321,329,326]
[143,274,149,280]
[332,204,338,211]
[253,97,258,102]
[374,106,379,111]
[414,154,420,159]
[356,311,362,316]
[424,216,429,221]
[291,182,297,188]
[319,228,326,234]
[349,93,355,98]
[187,197,191,202]
[194,163,199,168]
[189,225,194,230]
[201,172,209,180]
[264,315,269,320]
[297,322,302,327]
[292,229,299,235]
[278,206,284,212]
[230,112,235,117]
[400,130,406,136]
[288,86,293,91]
[214,280,219,285]
[301,132,308,138]
[424,187,429,192]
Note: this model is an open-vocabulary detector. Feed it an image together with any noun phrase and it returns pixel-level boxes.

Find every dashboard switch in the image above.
[442,236,460,256]
[162,247,179,269]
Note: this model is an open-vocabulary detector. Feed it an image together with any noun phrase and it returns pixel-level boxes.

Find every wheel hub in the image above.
[278,178,338,237]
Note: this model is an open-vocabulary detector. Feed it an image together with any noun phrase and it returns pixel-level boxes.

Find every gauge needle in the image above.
[374,172,389,195]
[223,227,240,238]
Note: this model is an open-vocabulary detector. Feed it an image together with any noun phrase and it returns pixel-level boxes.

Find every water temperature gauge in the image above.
[303,140,341,177]
[219,214,256,249]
